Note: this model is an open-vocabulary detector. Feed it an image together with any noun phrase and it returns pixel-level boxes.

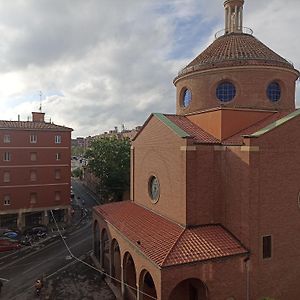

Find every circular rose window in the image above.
[216,81,236,102]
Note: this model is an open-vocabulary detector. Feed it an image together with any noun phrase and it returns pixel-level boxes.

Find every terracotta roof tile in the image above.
[0,120,72,131]
[177,33,296,78]
[223,110,292,145]
[165,115,220,144]
[95,201,248,267]
[95,201,183,267]
[163,225,248,267]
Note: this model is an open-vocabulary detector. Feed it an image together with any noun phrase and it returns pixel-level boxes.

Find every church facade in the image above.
[93,1,300,299]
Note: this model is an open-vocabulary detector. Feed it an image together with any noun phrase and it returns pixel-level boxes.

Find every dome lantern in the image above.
[224,0,244,34]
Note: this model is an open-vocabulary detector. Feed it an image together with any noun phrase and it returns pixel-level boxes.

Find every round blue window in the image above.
[216,82,236,102]
[182,89,192,108]
[267,82,281,102]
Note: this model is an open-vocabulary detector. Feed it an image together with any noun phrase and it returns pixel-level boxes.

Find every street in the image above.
[0,179,114,300]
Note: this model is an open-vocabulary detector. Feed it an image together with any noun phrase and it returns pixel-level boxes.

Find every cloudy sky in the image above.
[0,0,299,137]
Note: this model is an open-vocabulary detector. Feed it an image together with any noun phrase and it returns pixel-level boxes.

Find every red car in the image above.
[0,238,21,252]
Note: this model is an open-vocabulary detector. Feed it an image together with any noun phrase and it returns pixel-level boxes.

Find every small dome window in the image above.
[182,89,192,108]
[267,81,281,102]
[148,175,160,203]
[216,81,236,102]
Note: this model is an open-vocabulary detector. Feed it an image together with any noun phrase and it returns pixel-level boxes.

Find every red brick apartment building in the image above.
[93,1,300,299]
[0,111,72,230]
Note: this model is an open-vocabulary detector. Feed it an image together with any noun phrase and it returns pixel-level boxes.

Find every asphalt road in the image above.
[0,179,103,300]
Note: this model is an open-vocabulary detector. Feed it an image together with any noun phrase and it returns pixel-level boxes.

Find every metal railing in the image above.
[214,27,253,39]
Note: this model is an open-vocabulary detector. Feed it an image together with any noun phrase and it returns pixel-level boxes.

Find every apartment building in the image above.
[0,112,72,230]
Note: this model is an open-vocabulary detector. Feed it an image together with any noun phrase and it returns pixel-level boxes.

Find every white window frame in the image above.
[55,135,62,144]
[56,153,61,160]
[3,152,11,161]
[55,169,61,180]
[30,193,37,204]
[3,171,10,182]
[30,152,37,161]
[4,134,11,143]
[30,134,37,143]
[30,170,37,182]
[55,191,61,201]
[4,195,10,206]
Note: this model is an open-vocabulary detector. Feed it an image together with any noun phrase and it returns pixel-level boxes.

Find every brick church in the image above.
[93,0,300,299]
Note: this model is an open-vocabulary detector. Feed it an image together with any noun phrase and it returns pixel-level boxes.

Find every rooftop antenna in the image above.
[39,91,43,112]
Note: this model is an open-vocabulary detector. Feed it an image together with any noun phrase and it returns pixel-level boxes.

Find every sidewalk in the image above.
[22,255,116,300]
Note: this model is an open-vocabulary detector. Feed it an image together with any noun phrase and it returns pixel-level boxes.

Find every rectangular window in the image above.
[30,152,37,161]
[30,193,37,204]
[3,171,10,182]
[55,135,62,144]
[3,152,11,161]
[55,169,61,180]
[30,134,37,143]
[263,235,272,259]
[55,191,61,201]
[4,195,10,206]
[56,153,61,160]
[4,134,11,143]
[30,170,37,182]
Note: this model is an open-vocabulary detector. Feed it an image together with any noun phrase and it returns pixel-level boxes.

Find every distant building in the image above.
[92,125,141,142]
[82,126,140,199]
[92,1,300,299]
[71,137,85,148]
[0,111,72,230]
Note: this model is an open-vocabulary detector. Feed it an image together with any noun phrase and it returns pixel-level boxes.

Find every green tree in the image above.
[85,137,131,201]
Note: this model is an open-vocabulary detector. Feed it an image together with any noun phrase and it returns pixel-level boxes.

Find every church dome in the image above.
[177,32,295,79]
[174,0,299,115]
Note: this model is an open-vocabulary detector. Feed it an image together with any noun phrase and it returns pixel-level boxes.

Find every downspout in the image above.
[244,256,250,300]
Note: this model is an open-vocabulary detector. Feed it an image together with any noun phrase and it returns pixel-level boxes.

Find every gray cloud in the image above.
[0,0,299,137]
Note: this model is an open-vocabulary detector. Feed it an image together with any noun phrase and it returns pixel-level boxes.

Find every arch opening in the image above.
[93,221,100,262]
[123,252,137,300]
[101,228,110,273]
[139,270,157,300]
[169,278,208,300]
[110,239,121,287]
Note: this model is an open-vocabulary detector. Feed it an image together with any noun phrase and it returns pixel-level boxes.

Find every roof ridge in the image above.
[161,227,186,267]
[244,109,300,138]
[221,111,278,143]
[153,113,190,138]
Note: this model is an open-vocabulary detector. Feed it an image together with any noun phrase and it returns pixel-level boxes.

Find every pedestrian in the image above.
[35,279,43,296]
[0,279,3,294]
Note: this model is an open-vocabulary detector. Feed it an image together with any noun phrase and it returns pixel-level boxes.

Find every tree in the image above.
[85,137,131,201]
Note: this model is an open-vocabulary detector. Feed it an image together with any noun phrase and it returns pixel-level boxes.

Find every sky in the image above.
[0,0,299,138]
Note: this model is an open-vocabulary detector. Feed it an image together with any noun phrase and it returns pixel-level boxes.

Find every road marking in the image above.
[0,240,61,271]
[0,277,9,282]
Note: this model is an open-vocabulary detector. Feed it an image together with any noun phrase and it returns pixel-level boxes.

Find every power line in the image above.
[49,210,157,300]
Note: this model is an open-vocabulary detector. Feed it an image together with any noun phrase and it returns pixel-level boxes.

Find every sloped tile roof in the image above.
[159,110,297,146]
[177,33,296,79]
[0,121,72,131]
[165,114,220,144]
[95,201,248,267]
[96,201,183,266]
[163,225,248,267]
[223,110,293,145]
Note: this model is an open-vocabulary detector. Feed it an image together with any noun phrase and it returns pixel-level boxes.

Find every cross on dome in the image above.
[224,0,244,34]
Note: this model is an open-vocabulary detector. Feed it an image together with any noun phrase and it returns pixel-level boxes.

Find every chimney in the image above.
[18,114,20,121]
[32,111,45,122]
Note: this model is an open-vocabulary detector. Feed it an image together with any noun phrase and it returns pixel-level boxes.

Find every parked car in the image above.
[3,231,20,240]
[0,238,21,252]
[23,225,48,236]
